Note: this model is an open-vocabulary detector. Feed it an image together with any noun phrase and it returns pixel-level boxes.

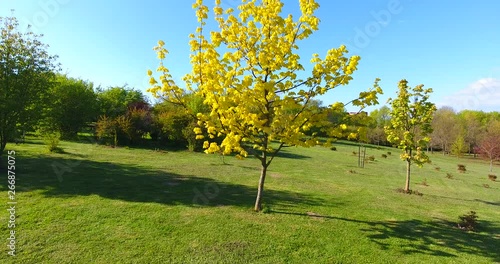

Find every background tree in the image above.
[0,16,59,153]
[367,106,391,145]
[451,133,467,158]
[430,106,459,154]
[42,74,98,139]
[94,86,151,146]
[97,86,146,118]
[127,106,152,144]
[385,79,436,192]
[369,105,391,127]
[95,115,118,146]
[148,0,382,211]
[476,120,500,172]
[457,110,483,156]
[150,94,209,150]
[152,103,193,146]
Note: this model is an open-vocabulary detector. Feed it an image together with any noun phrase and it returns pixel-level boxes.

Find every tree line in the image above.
[366,105,500,163]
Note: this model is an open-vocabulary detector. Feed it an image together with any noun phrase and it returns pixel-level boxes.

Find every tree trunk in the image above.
[362,146,366,168]
[490,159,493,172]
[358,145,361,167]
[405,159,411,192]
[254,158,268,212]
[405,149,412,192]
[0,137,6,154]
[0,137,5,170]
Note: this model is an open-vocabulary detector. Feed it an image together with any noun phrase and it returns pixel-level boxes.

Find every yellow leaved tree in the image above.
[148,0,382,211]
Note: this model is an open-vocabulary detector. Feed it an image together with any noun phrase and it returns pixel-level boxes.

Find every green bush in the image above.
[153,111,192,146]
[42,131,63,153]
[96,115,118,146]
[127,107,152,143]
[183,122,205,152]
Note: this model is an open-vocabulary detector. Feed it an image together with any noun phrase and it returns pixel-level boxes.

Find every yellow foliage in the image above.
[148,0,383,161]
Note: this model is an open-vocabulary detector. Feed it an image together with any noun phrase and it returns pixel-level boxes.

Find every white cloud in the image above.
[440,78,500,111]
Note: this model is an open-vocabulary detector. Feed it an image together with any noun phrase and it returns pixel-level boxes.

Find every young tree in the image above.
[0,16,59,153]
[385,80,436,192]
[476,136,500,172]
[451,133,467,158]
[476,120,500,172]
[148,0,382,211]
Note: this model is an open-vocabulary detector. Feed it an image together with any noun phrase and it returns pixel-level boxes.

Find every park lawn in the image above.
[0,138,499,263]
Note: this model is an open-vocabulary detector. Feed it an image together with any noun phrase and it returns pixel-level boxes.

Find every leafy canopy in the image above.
[0,15,59,152]
[385,79,436,166]
[148,0,382,161]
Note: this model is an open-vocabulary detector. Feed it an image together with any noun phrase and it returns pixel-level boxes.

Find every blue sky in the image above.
[2,0,499,112]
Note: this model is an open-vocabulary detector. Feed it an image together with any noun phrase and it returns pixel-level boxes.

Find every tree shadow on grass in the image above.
[332,140,390,150]
[3,155,326,209]
[474,199,500,206]
[426,194,500,207]
[243,147,311,160]
[14,139,46,145]
[273,149,310,160]
[63,134,193,153]
[360,218,500,261]
[270,210,500,262]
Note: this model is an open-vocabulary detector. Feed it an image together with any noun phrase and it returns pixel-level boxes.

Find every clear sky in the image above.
[1,0,499,112]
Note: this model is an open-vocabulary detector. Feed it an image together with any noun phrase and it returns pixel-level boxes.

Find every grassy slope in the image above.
[0,139,499,263]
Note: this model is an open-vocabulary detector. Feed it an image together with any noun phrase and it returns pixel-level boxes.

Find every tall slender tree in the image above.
[385,80,436,192]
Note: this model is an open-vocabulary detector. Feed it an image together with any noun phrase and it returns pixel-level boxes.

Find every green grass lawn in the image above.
[1,138,499,263]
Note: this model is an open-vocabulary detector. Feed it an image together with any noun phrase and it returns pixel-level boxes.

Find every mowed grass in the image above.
[0,138,499,263]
